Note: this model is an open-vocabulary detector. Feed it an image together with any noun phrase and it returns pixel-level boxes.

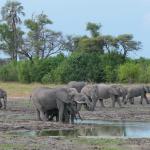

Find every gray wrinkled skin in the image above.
[81,84,122,110]
[125,85,150,104]
[0,88,7,109]
[111,84,127,103]
[67,81,86,92]
[31,87,90,123]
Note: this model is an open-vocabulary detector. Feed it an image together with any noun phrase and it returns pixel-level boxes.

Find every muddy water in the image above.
[9,120,150,138]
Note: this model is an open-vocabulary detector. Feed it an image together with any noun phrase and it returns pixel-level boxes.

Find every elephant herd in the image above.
[0,81,150,124]
[31,82,150,123]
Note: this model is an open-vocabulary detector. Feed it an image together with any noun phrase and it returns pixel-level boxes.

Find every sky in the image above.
[0,0,150,58]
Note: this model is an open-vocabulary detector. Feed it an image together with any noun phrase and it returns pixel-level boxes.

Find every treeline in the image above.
[0,52,150,83]
[0,1,148,84]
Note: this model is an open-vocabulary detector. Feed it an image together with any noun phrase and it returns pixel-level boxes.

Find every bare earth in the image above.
[1,96,150,150]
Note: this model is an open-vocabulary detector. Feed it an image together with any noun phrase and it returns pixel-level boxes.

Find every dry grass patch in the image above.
[0,82,62,97]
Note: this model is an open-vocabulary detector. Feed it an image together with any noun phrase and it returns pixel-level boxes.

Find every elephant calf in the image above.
[0,88,7,109]
[45,103,82,123]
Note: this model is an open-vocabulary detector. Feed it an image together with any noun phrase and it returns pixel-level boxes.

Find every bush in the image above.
[17,60,32,83]
[102,51,124,82]
[118,62,141,83]
[51,52,105,83]
[41,73,52,84]
[138,64,150,83]
[17,54,65,83]
[0,62,18,81]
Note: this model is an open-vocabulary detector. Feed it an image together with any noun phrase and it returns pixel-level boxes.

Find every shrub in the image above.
[118,62,141,83]
[0,62,18,81]
[51,52,105,83]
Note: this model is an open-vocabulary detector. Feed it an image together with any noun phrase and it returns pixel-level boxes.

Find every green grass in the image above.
[74,138,123,150]
[0,143,46,150]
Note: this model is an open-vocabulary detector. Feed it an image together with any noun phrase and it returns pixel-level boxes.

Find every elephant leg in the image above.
[112,97,116,108]
[99,99,105,107]
[124,98,128,104]
[45,112,52,121]
[0,99,2,108]
[56,114,59,122]
[144,93,150,104]
[122,96,126,104]
[117,97,122,107]
[140,96,144,104]
[122,97,125,103]
[77,112,82,120]
[40,110,48,121]
[3,96,7,109]
[36,109,41,121]
[56,100,64,123]
[63,109,70,123]
[132,98,134,104]
[70,114,75,124]
[129,98,134,104]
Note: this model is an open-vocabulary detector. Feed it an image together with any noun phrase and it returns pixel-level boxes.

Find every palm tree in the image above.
[1,0,25,60]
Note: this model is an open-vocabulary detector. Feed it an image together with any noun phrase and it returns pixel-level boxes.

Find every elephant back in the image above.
[31,87,58,110]
[67,81,86,92]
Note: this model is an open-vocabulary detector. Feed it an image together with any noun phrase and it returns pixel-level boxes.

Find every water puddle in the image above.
[8,120,150,138]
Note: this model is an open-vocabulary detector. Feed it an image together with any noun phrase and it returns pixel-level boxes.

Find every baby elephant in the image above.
[0,88,7,109]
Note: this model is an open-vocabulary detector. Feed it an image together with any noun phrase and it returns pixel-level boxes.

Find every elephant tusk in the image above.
[75,101,85,104]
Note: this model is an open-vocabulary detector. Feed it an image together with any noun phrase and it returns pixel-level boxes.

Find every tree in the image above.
[75,36,105,53]
[23,13,65,60]
[86,22,101,37]
[103,35,118,54]
[0,23,24,59]
[116,34,142,59]
[1,0,25,60]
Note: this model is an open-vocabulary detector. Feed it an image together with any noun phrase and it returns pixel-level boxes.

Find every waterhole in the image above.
[9,120,150,138]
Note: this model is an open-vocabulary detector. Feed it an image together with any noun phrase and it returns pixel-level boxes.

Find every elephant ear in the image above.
[67,88,78,100]
[56,88,72,104]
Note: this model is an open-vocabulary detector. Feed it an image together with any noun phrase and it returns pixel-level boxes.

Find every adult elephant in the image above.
[81,84,122,110]
[125,85,150,104]
[67,81,86,92]
[111,84,127,103]
[0,88,7,109]
[31,87,91,123]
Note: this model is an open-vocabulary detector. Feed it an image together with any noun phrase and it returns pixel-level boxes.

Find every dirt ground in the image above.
[1,96,150,150]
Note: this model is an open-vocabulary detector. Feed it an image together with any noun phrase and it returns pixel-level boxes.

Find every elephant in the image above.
[81,84,122,110]
[45,102,82,123]
[0,88,7,109]
[111,84,127,103]
[45,108,59,121]
[67,81,87,92]
[31,87,91,123]
[124,85,150,105]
